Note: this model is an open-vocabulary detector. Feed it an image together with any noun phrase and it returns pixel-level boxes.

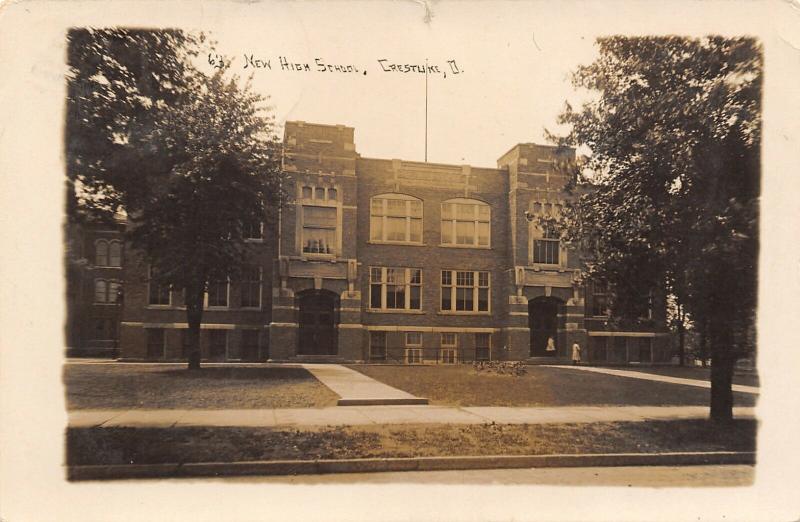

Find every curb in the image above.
[336,398,430,406]
[67,451,756,481]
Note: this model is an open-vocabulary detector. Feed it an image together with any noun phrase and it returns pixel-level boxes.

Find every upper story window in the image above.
[302,206,337,254]
[299,183,339,255]
[533,228,561,265]
[207,278,229,308]
[240,265,262,308]
[243,220,263,240]
[591,281,610,317]
[370,194,423,244]
[95,239,122,267]
[94,279,121,303]
[147,266,171,306]
[441,270,490,313]
[369,267,422,311]
[441,199,490,247]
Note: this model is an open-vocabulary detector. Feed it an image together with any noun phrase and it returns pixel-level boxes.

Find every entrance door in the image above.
[529,297,559,357]
[298,291,337,355]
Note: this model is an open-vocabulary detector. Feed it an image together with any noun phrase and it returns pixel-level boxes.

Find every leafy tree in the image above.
[66,29,283,369]
[553,36,761,421]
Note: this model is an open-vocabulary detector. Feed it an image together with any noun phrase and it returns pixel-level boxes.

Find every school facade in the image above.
[117,121,671,364]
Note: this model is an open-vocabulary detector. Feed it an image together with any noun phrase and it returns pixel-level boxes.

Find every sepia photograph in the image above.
[1,1,799,520]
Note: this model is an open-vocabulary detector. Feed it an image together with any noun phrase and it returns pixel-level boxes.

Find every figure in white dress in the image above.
[545,336,556,353]
[571,342,582,365]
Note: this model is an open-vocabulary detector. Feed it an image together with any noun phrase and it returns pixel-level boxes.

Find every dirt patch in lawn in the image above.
[347,365,757,408]
[64,365,339,410]
[67,419,757,466]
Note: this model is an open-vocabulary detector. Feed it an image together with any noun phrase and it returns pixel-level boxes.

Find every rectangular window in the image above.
[533,239,560,265]
[441,201,490,247]
[148,266,171,306]
[241,329,260,361]
[592,282,609,316]
[108,241,122,267]
[475,333,491,361]
[243,220,263,240]
[207,278,229,307]
[440,333,457,364]
[369,267,422,310]
[240,265,262,308]
[208,330,227,360]
[369,331,387,361]
[146,329,165,359]
[441,270,490,312]
[90,318,116,340]
[405,332,422,346]
[94,280,107,303]
[370,197,423,243]
[302,206,337,254]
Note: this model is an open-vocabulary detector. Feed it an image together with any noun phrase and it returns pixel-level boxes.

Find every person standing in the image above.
[571,342,582,365]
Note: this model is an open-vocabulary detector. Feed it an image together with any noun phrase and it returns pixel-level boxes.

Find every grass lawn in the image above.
[66,419,757,466]
[348,365,758,408]
[64,364,339,410]
[621,366,759,387]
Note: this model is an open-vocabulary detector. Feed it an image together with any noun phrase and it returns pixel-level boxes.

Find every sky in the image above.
[200,2,603,168]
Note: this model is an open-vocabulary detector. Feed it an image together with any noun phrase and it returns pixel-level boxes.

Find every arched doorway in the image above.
[298,290,338,355]
[529,297,563,357]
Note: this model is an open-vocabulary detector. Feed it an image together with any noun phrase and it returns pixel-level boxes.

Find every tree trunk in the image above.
[185,281,205,370]
[709,325,735,422]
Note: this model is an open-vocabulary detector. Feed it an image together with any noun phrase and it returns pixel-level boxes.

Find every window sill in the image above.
[439,244,492,250]
[438,311,491,316]
[206,306,230,310]
[146,304,173,309]
[240,306,263,311]
[92,266,122,269]
[93,302,121,306]
[367,309,425,314]
[244,238,264,243]
[301,253,337,261]
[367,240,424,247]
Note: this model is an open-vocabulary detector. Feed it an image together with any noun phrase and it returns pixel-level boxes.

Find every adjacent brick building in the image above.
[117,121,671,364]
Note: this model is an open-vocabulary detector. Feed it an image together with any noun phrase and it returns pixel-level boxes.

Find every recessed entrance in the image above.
[298,290,338,356]
[529,297,563,357]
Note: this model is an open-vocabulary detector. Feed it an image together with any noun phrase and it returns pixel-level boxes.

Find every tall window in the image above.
[475,333,491,361]
[440,333,457,364]
[405,332,423,364]
[148,267,170,306]
[369,331,387,361]
[592,282,610,316]
[208,330,227,360]
[441,270,490,312]
[302,206,337,254]
[207,278,229,307]
[108,241,122,267]
[146,329,165,359]
[370,194,423,243]
[370,267,422,310]
[241,329,260,361]
[240,265,262,308]
[533,229,560,265]
[95,240,108,266]
[441,199,490,247]
[243,220,263,240]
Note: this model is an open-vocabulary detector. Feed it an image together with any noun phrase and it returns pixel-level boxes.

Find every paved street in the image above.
[192,465,755,486]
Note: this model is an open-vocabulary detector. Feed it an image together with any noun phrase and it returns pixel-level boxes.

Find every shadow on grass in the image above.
[158,367,315,381]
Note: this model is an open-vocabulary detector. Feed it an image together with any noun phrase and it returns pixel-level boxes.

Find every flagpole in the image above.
[425,58,428,163]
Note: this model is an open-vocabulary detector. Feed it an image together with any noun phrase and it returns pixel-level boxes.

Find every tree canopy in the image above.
[66,29,284,368]
[554,36,761,420]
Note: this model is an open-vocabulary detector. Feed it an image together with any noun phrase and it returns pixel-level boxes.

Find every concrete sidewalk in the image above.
[68,405,756,429]
[301,364,429,405]
[549,365,760,394]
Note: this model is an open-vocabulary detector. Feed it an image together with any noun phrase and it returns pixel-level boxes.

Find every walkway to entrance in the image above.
[301,364,429,406]
[548,365,760,395]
